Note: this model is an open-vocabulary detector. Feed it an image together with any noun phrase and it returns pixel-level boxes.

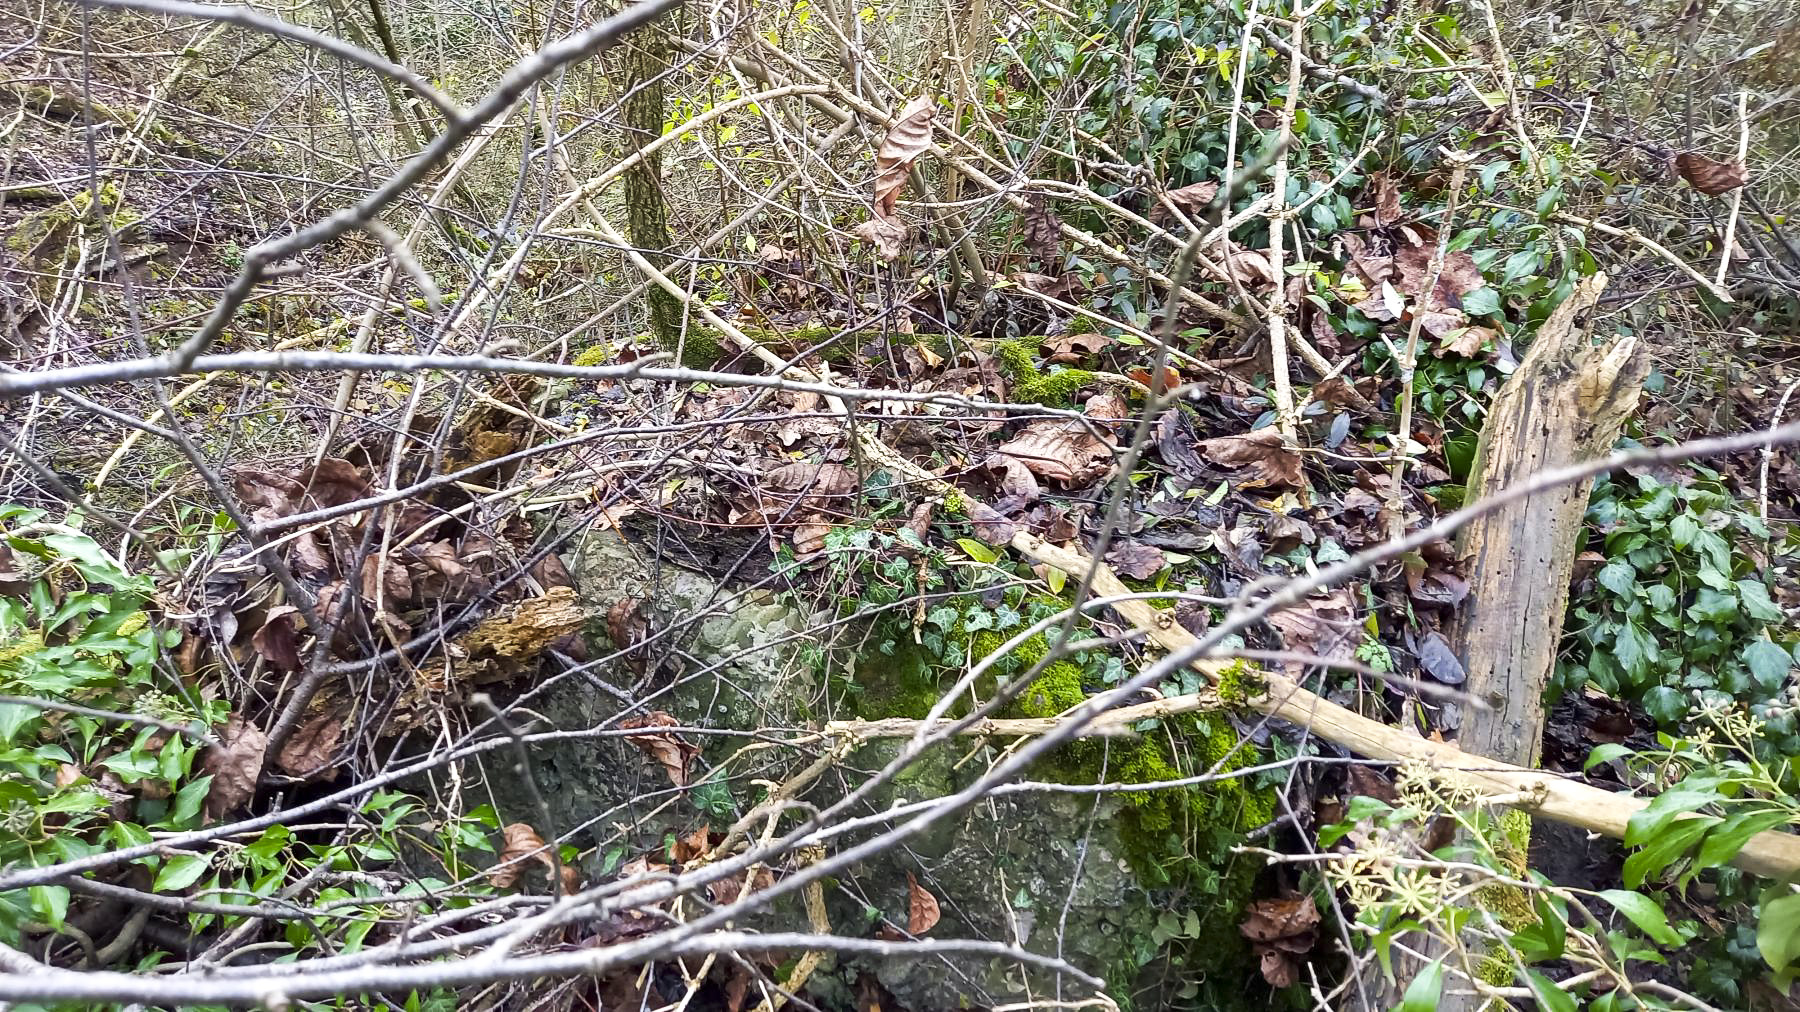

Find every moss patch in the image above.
[992,338,1095,405]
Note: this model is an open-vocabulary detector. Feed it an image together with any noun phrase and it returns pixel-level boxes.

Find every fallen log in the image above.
[1007,533,1800,880]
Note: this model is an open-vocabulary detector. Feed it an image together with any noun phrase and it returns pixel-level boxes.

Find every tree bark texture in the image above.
[622,27,682,350]
[1449,271,1648,766]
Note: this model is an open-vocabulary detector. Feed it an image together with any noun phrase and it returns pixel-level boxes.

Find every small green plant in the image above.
[0,510,505,995]
[1557,466,1798,729]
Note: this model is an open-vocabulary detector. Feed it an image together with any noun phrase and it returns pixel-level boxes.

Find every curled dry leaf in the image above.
[202,714,268,821]
[276,710,344,778]
[1022,192,1061,265]
[618,711,699,787]
[297,458,371,509]
[250,604,301,672]
[1152,179,1220,224]
[907,872,941,935]
[1197,430,1304,488]
[995,421,1113,486]
[1674,151,1748,196]
[980,452,1042,512]
[491,822,578,893]
[359,555,413,605]
[1264,589,1358,674]
[1239,893,1320,989]
[855,94,936,261]
[1105,542,1167,580]
[1222,247,1277,289]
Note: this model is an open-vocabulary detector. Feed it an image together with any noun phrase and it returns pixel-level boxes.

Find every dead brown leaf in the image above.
[250,604,302,672]
[1366,169,1403,226]
[202,714,268,821]
[995,420,1114,486]
[1223,247,1277,289]
[1265,589,1358,673]
[1022,192,1061,265]
[491,822,577,893]
[1043,331,1110,364]
[618,711,699,788]
[359,555,413,605]
[907,872,941,935]
[1105,542,1166,580]
[852,218,907,261]
[1197,430,1304,488]
[1240,893,1320,988]
[1674,151,1748,195]
[1153,179,1220,224]
[276,710,344,778]
[297,458,371,509]
[855,95,936,261]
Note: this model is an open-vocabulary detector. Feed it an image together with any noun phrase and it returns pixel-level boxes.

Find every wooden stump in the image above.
[1451,272,1647,767]
[1438,272,1649,1008]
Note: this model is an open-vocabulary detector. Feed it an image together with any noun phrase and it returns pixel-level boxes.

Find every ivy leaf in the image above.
[955,539,998,565]
[1641,685,1685,724]
[1460,286,1500,316]
[1667,512,1699,549]
[1741,639,1794,692]
[1686,588,1737,624]
[1612,621,1656,681]
[1583,743,1633,772]
[1597,889,1682,946]
[1691,810,1793,882]
[1622,818,1712,889]
[1596,561,1636,598]
[1524,970,1577,1012]
[154,852,212,892]
[1758,891,1800,972]
[1737,580,1784,622]
[1398,959,1445,1012]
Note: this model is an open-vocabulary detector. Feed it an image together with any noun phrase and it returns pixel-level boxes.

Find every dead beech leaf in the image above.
[359,555,413,605]
[618,711,699,787]
[276,711,344,777]
[1265,589,1358,674]
[1153,179,1220,224]
[297,458,371,509]
[855,94,935,260]
[980,452,1042,512]
[232,469,304,517]
[1240,893,1320,988]
[1127,365,1182,394]
[202,714,268,820]
[1043,331,1110,364]
[1366,169,1403,226]
[491,822,577,893]
[250,604,302,672]
[1222,247,1277,288]
[793,517,832,556]
[907,872,941,935]
[1674,151,1748,196]
[852,218,907,260]
[1197,430,1304,488]
[1105,542,1166,580]
[995,420,1113,486]
[871,95,936,219]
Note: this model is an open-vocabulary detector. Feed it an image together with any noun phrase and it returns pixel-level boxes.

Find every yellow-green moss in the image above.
[1215,659,1266,708]
[992,338,1095,405]
[572,345,608,368]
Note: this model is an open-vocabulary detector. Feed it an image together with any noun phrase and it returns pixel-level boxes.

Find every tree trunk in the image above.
[1437,272,1649,1009]
[622,26,682,351]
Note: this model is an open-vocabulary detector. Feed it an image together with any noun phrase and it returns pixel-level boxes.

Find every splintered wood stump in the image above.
[1436,272,1648,1009]
[1450,272,1648,766]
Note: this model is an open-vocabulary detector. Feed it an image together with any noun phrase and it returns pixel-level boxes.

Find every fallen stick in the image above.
[1005,533,1800,880]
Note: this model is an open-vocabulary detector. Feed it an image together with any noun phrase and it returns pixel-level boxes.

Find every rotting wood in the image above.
[1451,272,1647,770]
[1003,534,1800,880]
